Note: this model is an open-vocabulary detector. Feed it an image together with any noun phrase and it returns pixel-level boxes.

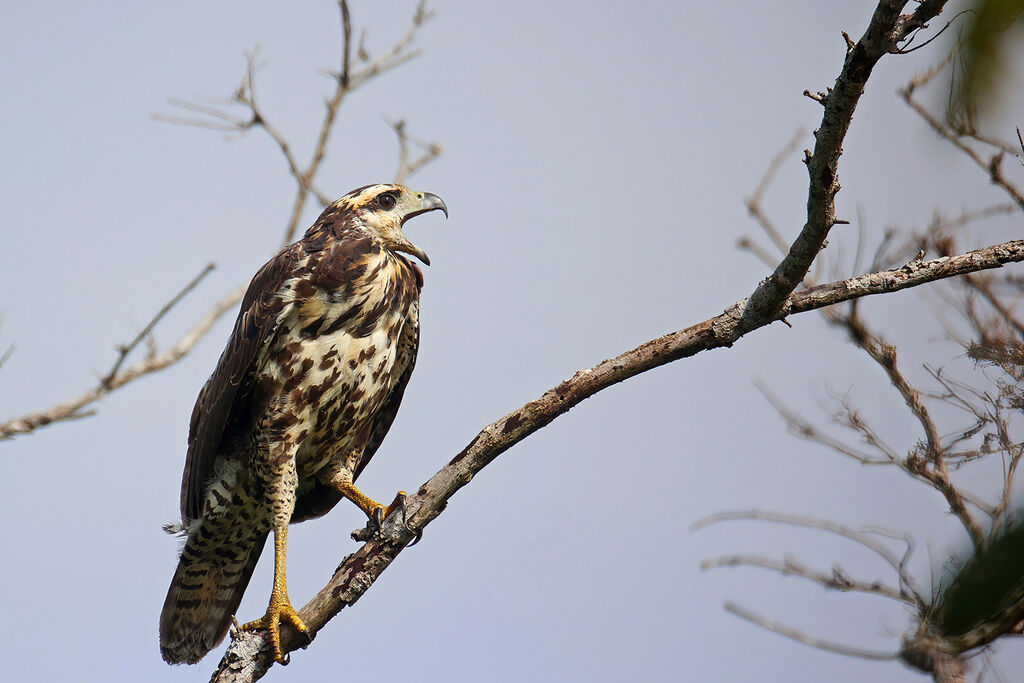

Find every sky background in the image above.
[2,1,1023,681]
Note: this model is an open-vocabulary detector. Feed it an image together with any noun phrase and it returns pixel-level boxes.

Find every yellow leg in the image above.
[334,478,406,521]
[240,525,308,664]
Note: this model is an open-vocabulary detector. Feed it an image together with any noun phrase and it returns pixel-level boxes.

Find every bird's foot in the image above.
[240,592,309,665]
[351,490,408,542]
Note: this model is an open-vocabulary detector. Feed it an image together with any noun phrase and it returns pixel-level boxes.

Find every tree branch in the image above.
[206,237,1024,678]
[742,0,948,325]
[724,601,900,661]
[4,1,440,443]
[702,553,909,604]
[903,78,1024,211]
[0,265,226,440]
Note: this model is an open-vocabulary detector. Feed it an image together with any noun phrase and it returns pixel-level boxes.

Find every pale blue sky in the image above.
[2,1,1022,681]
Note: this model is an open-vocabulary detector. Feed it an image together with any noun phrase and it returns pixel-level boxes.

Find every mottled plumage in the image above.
[160,184,446,665]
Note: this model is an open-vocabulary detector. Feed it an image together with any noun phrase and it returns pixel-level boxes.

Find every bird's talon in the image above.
[407,526,424,547]
[280,652,291,666]
[240,593,307,666]
[387,490,408,525]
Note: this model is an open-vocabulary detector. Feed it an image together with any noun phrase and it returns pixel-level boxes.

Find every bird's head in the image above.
[334,183,447,265]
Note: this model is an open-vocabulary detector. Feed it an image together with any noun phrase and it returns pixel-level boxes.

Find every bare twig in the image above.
[724,601,900,660]
[206,232,1024,678]
[743,129,805,257]
[756,381,900,465]
[388,118,443,185]
[742,0,949,330]
[0,268,234,440]
[702,553,909,603]
[156,1,436,247]
[903,85,1024,211]
[6,2,441,443]
[829,307,986,546]
[692,509,922,602]
[102,263,215,387]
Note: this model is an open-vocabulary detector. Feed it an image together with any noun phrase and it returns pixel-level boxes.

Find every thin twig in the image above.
[702,553,910,603]
[903,87,1024,211]
[692,510,917,592]
[724,601,900,660]
[0,271,238,440]
[388,118,443,184]
[743,129,805,257]
[756,381,898,465]
[102,263,215,387]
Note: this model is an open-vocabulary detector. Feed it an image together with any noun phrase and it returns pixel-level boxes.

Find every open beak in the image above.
[396,191,447,266]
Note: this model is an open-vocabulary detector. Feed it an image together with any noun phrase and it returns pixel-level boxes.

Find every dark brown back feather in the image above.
[181,244,302,521]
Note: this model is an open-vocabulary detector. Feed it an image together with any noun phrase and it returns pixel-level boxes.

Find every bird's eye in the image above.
[377,193,397,210]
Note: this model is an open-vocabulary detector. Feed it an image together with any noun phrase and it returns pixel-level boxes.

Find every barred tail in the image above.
[159,520,268,664]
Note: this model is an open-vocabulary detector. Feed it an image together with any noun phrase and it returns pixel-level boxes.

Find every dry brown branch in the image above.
[0,319,12,371]
[0,264,225,440]
[742,0,948,327]
[824,307,986,546]
[692,509,922,603]
[742,129,804,256]
[903,83,1024,211]
[204,4,1024,675]
[342,0,432,91]
[755,381,899,465]
[4,1,440,443]
[208,236,1024,679]
[388,118,443,185]
[702,553,909,603]
[156,1,436,247]
[724,601,901,661]
[960,272,1024,340]
[102,263,216,387]
[901,626,969,683]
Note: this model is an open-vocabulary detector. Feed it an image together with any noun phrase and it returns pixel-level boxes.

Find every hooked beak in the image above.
[396,191,447,266]
[401,192,448,224]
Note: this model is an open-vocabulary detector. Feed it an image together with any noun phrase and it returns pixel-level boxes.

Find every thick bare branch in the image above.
[209,228,1023,682]
[743,0,949,327]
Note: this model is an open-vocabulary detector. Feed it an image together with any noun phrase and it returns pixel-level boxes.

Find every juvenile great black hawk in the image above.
[159,183,447,665]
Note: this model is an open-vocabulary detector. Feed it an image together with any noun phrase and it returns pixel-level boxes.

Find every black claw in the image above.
[280,652,291,666]
[407,526,424,547]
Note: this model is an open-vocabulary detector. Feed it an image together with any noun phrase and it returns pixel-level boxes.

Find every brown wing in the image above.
[181,243,305,521]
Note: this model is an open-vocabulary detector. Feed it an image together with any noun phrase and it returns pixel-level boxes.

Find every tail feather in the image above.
[159,520,268,664]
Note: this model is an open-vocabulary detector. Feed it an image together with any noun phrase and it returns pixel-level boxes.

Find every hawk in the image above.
[159,183,447,665]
